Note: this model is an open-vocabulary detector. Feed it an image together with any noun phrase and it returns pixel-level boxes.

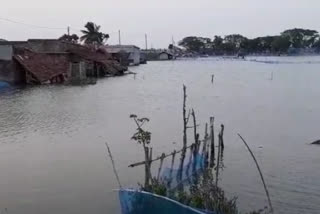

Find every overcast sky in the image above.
[1,0,320,48]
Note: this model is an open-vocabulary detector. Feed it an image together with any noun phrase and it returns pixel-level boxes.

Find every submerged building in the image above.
[0,39,127,85]
[104,45,141,66]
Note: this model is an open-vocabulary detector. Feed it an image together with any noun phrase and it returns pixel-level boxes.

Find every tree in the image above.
[271,36,291,53]
[59,34,79,43]
[313,38,320,53]
[80,22,110,45]
[178,36,210,53]
[256,36,277,53]
[213,36,223,47]
[281,28,319,48]
[223,34,248,49]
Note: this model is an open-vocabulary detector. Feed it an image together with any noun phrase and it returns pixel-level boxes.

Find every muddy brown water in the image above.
[1,56,320,214]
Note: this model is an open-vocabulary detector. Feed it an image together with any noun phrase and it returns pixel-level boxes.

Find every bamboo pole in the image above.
[238,134,274,214]
[144,146,150,188]
[178,85,188,181]
[210,117,215,168]
[191,109,200,173]
[192,109,197,145]
[186,144,194,176]
[215,133,221,187]
[202,123,208,156]
[220,124,225,150]
[202,123,209,169]
[128,144,193,168]
[167,150,176,187]
[157,153,166,181]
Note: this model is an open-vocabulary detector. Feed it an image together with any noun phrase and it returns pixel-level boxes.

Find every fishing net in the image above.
[161,153,206,189]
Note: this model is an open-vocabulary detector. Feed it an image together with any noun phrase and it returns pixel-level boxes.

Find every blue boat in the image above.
[119,189,211,214]
[118,154,213,214]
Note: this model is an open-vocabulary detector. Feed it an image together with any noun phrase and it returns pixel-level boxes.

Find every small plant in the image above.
[149,178,167,196]
[130,114,152,189]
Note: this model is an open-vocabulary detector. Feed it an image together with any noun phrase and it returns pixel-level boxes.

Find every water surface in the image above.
[1,56,320,214]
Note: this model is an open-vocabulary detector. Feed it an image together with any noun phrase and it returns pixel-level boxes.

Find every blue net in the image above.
[161,153,206,189]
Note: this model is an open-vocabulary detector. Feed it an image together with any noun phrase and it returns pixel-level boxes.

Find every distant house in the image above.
[141,49,176,61]
[104,45,141,66]
[158,51,174,60]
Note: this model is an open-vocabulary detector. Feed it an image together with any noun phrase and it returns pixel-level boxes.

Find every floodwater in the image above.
[1,56,320,214]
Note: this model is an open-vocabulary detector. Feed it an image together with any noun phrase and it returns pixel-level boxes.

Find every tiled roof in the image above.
[13,49,69,83]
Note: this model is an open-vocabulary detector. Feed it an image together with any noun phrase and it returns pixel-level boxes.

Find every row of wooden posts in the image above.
[128,85,225,189]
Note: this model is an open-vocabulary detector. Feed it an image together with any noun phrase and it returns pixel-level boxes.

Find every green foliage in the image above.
[149,178,167,196]
[59,34,79,43]
[130,115,151,145]
[179,28,319,55]
[281,28,319,48]
[313,39,320,52]
[80,22,110,45]
[224,34,248,49]
[178,36,211,52]
[271,36,291,53]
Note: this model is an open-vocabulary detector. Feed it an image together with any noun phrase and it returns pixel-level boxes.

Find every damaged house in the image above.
[0,39,127,85]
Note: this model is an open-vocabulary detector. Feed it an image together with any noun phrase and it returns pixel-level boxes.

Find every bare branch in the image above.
[238,134,274,214]
[105,142,122,188]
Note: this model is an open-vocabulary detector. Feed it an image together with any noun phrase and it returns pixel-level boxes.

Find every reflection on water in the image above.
[1,56,320,214]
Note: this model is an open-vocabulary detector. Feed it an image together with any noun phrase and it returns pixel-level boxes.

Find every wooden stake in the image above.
[215,133,221,187]
[168,150,176,187]
[220,124,225,150]
[144,146,150,188]
[157,153,166,181]
[210,117,215,168]
[178,85,188,181]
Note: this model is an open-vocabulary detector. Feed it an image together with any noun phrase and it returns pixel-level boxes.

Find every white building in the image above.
[159,51,174,60]
[104,45,140,66]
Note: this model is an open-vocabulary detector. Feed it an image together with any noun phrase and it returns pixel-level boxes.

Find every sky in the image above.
[1,0,320,48]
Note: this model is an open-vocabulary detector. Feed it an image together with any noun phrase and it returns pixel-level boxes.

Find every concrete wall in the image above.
[27,40,74,53]
[0,60,25,84]
[0,45,13,60]
[0,60,14,82]
[70,62,87,84]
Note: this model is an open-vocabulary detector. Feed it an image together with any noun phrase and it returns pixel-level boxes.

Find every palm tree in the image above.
[80,22,109,46]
